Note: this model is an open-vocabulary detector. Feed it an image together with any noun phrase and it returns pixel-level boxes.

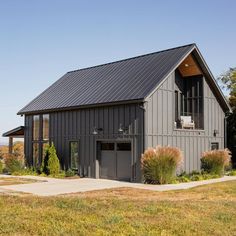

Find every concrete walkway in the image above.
[0,174,236,196]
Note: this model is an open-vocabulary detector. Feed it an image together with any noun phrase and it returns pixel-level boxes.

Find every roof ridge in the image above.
[67,43,196,74]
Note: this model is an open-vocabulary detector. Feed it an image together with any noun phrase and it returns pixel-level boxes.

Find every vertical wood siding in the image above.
[24,103,144,182]
[145,71,225,173]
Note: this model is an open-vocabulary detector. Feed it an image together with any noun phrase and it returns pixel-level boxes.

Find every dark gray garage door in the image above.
[99,142,132,181]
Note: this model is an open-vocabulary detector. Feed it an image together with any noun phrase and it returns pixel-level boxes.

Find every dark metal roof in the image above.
[2,126,24,137]
[18,43,230,114]
[18,44,195,114]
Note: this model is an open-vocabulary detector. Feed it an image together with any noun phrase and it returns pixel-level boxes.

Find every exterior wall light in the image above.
[118,123,128,134]
[92,127,103,135]
[213,129,219,137]
[118,123,123,133]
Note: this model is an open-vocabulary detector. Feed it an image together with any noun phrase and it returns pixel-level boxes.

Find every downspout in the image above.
[139,102,146,182]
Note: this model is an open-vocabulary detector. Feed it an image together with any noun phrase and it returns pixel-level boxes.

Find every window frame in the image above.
[32,114,50,167]
[174,74,204,131]
[211,142,219,150]
[69,140,80,171]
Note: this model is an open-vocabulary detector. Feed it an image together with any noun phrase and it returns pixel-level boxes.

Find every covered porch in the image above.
[2,126,24,154]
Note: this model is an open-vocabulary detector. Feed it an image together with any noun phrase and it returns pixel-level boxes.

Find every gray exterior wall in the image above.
[144,70,225,173]
[24,103,144,182]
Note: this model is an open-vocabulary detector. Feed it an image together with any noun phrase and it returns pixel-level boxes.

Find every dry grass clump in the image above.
[201,149,231,176]
[141,146,183,184]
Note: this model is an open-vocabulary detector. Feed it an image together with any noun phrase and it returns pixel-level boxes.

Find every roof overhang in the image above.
[2,126,24,138]
[17,99,144,115]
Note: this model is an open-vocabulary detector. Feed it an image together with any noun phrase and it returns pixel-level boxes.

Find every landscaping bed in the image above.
[0,177,40,186]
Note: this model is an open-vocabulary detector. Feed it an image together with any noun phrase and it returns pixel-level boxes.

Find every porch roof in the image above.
[2,126,24,138]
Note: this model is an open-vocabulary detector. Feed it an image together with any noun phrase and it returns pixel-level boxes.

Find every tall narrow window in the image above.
[33,143,39,167]
[70,141,79,170]
[33,115,40,140]
[183,76,203,129]
[32,114,50,167]
[43,114,49,140]
[175,91,179,122]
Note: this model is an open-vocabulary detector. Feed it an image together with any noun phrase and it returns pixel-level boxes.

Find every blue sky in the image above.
[0,0,235,143]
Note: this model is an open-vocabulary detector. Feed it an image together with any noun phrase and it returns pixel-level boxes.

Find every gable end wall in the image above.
[144,71,225,173]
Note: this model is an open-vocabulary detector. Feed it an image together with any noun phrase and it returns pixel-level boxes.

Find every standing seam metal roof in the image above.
[18,44,199,114]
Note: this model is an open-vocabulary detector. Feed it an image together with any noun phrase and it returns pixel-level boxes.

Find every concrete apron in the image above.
[0,174,236,197]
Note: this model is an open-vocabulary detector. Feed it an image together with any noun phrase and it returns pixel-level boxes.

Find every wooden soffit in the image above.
[178,54,202,77]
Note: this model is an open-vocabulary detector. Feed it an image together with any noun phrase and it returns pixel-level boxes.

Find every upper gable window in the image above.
[174,70,204,130]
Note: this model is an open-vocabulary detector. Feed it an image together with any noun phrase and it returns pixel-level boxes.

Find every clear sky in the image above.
[0,0,235,144]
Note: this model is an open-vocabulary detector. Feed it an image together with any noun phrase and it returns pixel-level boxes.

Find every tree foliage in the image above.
[218,67,236,110]
[218,67,236,167]
[48,143,60,176]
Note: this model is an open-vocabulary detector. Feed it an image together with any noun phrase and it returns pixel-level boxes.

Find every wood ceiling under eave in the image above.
[178,54,203,77]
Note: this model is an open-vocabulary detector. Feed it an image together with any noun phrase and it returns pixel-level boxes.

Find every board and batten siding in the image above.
[144,71,225,173]
[24,103,144,182]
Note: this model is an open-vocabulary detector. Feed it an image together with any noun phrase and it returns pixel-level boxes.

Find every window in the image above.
[183,76,203,129]
[174,72,204,129]
[33,143,39,167]
[70,142,79,170]
[211,143,219,150]
[117,143,131,151]
[32,114,50,167]
[175,91,179,122]
[33,115,40,140]
[43,114,49,140]
[101,143,115,151]
[42,142,49,159]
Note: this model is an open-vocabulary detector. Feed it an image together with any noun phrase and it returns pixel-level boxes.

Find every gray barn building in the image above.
[17,44,231,182]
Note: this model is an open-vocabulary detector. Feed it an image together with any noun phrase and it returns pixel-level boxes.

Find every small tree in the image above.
[48,143,60,176]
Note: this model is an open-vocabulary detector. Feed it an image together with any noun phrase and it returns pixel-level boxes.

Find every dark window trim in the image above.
[211,142,219,150]
[174,74,204,130]
[32,114,50,167]
[69,140,80,171]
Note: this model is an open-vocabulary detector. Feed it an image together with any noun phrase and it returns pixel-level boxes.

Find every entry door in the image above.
[99,141,132,181]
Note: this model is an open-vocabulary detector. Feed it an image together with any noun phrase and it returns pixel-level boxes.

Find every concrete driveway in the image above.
[0,174,236,196]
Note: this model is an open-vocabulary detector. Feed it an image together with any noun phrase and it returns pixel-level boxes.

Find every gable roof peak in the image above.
[67,43,196,74]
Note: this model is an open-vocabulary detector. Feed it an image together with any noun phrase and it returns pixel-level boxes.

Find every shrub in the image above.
[11,167,37,176]
[48,143,60,176]
[201,149,231,176]
[141,146,183,184]
[4,154,24,173]
[228,170,236,176]
[190,175,204,181]
[176,175,190,183]
[65,169,75,177]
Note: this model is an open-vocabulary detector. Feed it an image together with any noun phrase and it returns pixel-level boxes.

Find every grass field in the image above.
[0,181,235,235]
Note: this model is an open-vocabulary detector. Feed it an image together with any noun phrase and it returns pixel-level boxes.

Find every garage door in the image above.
[99,142,131,181]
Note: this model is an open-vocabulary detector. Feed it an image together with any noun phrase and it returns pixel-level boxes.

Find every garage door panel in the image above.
[117,151,131,181]
[99,141,132,181]
[100,151,116,179]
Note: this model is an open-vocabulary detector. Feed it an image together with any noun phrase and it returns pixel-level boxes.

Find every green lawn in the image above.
[0,181,236,235]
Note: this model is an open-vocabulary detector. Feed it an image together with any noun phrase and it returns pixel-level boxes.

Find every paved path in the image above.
[0,174,236,196]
